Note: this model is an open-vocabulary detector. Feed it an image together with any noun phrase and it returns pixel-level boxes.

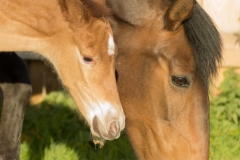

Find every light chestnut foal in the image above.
[0,0,125,157]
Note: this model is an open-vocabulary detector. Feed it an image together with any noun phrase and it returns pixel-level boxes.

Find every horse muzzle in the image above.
[91,111,125,140]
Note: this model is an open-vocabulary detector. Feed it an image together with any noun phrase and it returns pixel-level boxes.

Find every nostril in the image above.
[108,121,119,136]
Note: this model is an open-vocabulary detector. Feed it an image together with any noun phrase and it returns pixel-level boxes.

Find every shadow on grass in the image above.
[20,91,136,160]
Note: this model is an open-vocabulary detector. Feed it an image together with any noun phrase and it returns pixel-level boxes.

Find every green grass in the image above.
[20,91,136,160]
[210,68,240,160]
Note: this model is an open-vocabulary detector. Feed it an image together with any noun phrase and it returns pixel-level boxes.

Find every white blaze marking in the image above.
[87,101,114,123]
[108,35,115,56]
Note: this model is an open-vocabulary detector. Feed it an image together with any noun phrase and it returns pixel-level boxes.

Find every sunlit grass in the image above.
[20,91,136,160]
[210,68,240,160]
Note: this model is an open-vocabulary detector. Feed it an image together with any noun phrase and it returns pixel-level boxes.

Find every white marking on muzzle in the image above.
[87,102,116,124]
[108,35,115,56]
[87,101,119,136]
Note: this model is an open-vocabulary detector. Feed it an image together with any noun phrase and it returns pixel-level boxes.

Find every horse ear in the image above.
[164,0,195,31]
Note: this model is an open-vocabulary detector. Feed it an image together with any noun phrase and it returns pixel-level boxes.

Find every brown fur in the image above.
[0,0,125,142]
[107,0,221,159]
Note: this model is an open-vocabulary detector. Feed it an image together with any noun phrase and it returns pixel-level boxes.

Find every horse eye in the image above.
[83,57,93,64]
[171,76,190,88]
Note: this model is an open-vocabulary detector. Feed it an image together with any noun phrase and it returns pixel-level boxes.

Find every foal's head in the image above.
[55,0,125,140]
[107,0,221,159]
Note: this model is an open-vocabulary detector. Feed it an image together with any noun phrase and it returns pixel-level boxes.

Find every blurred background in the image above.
[11,0,240,159]
[198,0,240,91]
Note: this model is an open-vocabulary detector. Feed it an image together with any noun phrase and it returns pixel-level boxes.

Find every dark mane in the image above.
[183,2,222,87]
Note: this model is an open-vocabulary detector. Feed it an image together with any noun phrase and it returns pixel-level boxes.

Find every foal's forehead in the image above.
[75,17,115,57]
[82,32,115,57]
